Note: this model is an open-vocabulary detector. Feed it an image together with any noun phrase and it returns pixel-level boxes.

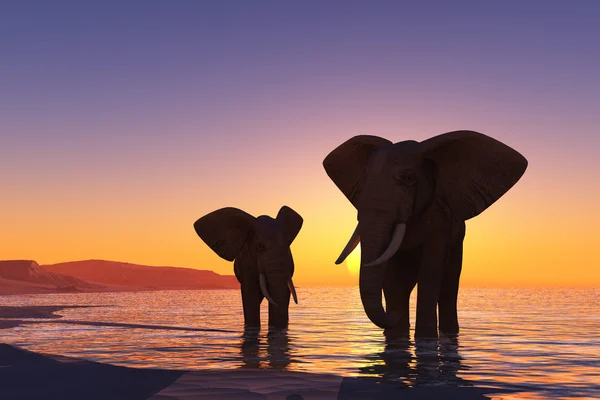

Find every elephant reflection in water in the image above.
[358,336,469,388]
[240,328,262,369]
[240,328,292,370]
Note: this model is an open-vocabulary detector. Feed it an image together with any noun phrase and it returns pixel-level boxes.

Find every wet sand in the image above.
[0,343,183,400]
[0,305,235,333]
[0,305,93,319]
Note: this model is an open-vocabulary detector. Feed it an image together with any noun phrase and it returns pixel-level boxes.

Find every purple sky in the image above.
[2,1,599,285]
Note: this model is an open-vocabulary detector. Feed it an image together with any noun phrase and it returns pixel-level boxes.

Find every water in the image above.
[1,287,598,399]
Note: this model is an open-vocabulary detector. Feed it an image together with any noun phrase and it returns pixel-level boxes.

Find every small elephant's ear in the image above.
[323,135,392,207]
[193,207,255,261]
[421,130,528,221]
[276,206,304,245]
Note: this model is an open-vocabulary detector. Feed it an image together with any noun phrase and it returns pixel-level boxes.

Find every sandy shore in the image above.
[0,306,511,399]
[0,305,93,319]
[0,305,235,333]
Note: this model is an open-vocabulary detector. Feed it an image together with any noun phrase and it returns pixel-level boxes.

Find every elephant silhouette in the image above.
[323,130,528,338]
[194,206,303,329]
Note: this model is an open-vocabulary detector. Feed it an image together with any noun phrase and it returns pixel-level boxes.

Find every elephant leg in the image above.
[438,222,465,336]
[235,252,263,329]
[415,236,446,339]
[268,295,290,329]
[262,272,292,329]
[240,282,263,329]
[383,248,419,339]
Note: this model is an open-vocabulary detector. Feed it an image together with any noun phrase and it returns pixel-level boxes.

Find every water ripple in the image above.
[1,287,598,399]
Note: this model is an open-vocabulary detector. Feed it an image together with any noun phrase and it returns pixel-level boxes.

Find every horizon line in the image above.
[2,258,598,289]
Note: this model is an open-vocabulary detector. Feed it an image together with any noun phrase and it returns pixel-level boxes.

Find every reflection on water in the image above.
[239,328,292,370]
[358,337,471,388]
[1,287,599,399]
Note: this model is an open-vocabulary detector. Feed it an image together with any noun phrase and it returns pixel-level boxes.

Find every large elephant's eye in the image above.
[395,170,417,186]
[256,243,268,253]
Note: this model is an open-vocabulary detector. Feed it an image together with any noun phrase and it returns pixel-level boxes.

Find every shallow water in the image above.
[1,287,598,399]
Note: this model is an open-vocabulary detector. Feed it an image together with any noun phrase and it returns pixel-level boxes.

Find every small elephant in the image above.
[193,206,303,329]
[323,130,527,339]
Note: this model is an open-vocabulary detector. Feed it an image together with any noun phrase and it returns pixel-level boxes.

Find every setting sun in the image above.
[346,244,361,277]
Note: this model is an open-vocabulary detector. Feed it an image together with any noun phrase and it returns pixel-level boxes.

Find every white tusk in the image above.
[288,278,298,304]
[364,223,406,267]
[259,273,278,307]
[335,224,361,265]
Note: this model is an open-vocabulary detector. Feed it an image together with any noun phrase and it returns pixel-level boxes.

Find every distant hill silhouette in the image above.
[42,260,239,290]
[0,259,239,295]
[0,260,97,294]
[0,260,96,288]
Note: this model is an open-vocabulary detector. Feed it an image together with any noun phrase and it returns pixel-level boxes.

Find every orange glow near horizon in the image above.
[3,133,599,289]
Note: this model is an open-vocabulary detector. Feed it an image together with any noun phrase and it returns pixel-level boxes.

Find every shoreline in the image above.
[0,305,236,333]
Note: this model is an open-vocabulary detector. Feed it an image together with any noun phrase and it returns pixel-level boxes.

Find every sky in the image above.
[2,1,599,287]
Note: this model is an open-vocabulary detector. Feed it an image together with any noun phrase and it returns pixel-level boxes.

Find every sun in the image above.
[345,244,361,277]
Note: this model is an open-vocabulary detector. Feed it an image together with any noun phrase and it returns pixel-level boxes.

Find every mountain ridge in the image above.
[0,259,239,295]
[0,260,97,291]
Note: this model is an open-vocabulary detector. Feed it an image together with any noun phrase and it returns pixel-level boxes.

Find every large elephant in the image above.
[193,206,303,329]
[323,130,527,339]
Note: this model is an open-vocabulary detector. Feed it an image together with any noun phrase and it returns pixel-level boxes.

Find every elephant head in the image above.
[193,206,303,307]
[323,130,528,328]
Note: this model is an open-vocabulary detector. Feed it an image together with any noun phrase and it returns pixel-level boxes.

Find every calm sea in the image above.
[1,287,598,399]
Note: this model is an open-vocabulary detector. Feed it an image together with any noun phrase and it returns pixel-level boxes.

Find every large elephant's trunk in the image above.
[358,218,405,329]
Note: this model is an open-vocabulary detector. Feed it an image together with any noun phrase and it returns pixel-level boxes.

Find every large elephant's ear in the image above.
[276,206,304,245]
[421,130,528,221]
[323,135,392,206]
[193,207,255,261]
